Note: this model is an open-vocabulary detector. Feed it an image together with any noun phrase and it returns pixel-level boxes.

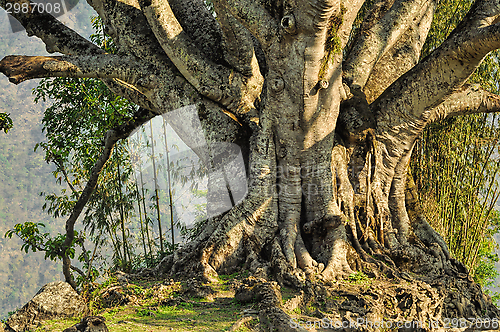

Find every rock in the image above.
[99,285,130,308]
[63,316,108,332]
[182,279,216,300]
[5,281,89,332]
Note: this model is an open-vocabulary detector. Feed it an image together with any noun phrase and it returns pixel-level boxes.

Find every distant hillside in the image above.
[0,4,95,319]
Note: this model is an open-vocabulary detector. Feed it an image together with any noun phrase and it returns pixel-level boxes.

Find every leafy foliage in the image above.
[6,16,207,281]
[0,112,13,133]
[5,222,76,261]
[412,0,500,290]
[4,222,100,291]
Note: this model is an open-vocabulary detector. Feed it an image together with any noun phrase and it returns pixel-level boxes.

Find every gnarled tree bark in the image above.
[2,0,500,327]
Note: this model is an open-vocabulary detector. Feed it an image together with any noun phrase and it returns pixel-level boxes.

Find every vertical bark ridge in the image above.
[388,149,413,245]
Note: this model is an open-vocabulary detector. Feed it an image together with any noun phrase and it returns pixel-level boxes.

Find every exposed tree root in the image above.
[223,269,499,332]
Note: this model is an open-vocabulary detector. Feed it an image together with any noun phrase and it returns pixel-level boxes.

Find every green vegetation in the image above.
[33,274,253,332]
[0,112,13,133]
[347,271,371,285]
[3,0,500,324]
[4,16,207,295]
[411,0,500,293]
[0,33,66,320]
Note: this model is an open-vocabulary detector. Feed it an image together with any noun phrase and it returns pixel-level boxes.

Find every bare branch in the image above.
[70,265,87,279]
[363,1,435,102]
[428,84,500,123]
[140,0,263,118]
[212,0,279,48]
[344,0,437,91]
[0,0,103,55]
[0,55,153,86]
[214,3,259,76]
[61,107,156,285]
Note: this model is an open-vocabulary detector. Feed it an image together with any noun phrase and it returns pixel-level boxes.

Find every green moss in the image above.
[346,271,371,284]
[319,4,347,80]
[37,291,246,332]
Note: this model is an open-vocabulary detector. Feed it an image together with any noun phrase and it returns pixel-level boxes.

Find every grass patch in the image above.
[346,272,371,284]
[35,277,247,332]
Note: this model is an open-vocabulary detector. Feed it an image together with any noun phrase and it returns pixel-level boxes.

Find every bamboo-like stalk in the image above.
[470,189,500,270]
[85,231,101,282]
[149,120,164,253]
[139,162,154,261]
[162,118,175,249]
[413,113,500,274]
[115,147,130,266]
[134,172,148,258]
[128,140,149,259]
[107,212,123,264]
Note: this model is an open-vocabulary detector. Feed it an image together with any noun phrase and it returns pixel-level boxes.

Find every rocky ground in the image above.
[3,268,500,332]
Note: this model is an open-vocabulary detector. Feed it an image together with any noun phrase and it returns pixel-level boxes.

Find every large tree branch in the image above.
[87,0,175,66]
[373,3,500,135]
[139,0,263,118]
[366,3,500,216]
[212,0,279,48]
[84,0,258,125]
[0,55,154,87]
[0,0,103,55]
[1,0,195,117]
[344,0,437,91]
[362,1,435,103]
[213,3,260,77]
[168,0,225,64]
[428,84,500,123]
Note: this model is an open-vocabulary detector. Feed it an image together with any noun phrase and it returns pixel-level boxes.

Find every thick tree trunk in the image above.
[3,0,500,328]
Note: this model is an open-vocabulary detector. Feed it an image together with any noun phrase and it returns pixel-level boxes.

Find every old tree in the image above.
[3,0,500,327]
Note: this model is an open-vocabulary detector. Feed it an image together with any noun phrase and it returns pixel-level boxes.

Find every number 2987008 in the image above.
[5,1,63,15]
